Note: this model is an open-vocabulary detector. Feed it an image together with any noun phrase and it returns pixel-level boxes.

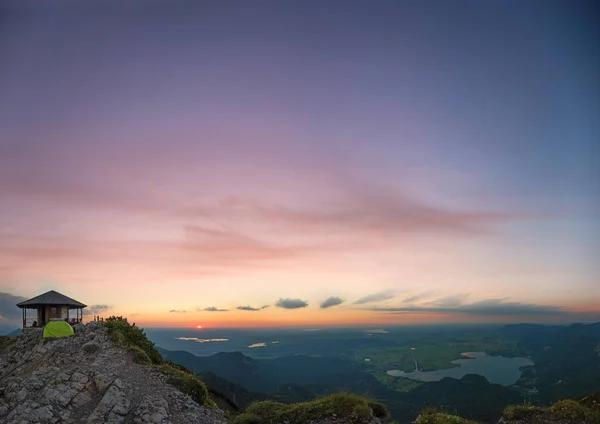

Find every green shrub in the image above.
[368,400,390,418]
[502,404,545,420]
[232,413,262,424]
[231,393,388,424]
[415,412,478,424]
[157,363,215,408]
[578,393,600,411]
[101,317,215,408]
[130,345,152,365]
[501,398,600,423]
[551,399,592,421]
[104,316,162,364]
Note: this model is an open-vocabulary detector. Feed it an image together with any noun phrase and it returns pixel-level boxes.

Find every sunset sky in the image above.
[1,0,599,331]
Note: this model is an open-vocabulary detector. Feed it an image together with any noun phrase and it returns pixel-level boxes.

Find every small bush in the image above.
[233,413,262,424]
[101,317,214,408]
[368,400,390,418]
[130,345,152,365]
[503,404,545,420]
[551,399,592,421]
[232,393,388,424]
[104,316,162,364]
[157,363,215,408]
[501,398,600,423]
[415,412,478,424]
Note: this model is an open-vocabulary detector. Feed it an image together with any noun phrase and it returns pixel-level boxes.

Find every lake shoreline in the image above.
[387,351,533,386]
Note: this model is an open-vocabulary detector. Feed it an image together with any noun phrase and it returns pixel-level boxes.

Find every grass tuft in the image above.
[231,393,388,424]
[103,316,215,408]
[155,362,216,408]
[104,316,163,364]
[502,403,545,420]
[500,397,600,423]
[129,344,152,365]
[415,410,478,424]
[551,399,594,421]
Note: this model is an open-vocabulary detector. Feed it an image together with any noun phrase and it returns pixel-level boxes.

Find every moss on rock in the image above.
[232,393,388,424]
[414,411,478,424]
[500,397,600,423]
[103,316,216,408]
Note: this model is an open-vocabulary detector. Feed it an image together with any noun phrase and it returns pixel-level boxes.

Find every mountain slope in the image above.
[500,322,600,402]
[0,324,227,424]
[0,321,387,424]
[158,347,389,397]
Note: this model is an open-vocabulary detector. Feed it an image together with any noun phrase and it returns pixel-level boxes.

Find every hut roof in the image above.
[16,290,87,308]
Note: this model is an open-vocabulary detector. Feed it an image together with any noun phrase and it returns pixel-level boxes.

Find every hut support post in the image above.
[22,308,25,329]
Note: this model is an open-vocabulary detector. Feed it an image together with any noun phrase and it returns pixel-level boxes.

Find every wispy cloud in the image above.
[367,298,568,316]
[402,292,434,304]
[320,296,344,309]
[202,306,229,312]
[225,181,524,239]
[183,226,320,266]
[169,309,187,313]
[354,290,395,305]
[424,293,470,307]
[275,298,308,309]
[236,305,270,312]
[0,176,527,284]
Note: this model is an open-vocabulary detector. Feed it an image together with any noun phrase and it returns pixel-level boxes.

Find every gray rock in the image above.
[86,384,130,424]
[71,390,93,408]
[0,322,228,424]
[17,388,28,403]
[134,397,170,424]
[93,373,114,394]
[25,378,45,391]
[31,405,56,422]
[71,371,89,384]
[57,372,70,382]
[82,341,100,355]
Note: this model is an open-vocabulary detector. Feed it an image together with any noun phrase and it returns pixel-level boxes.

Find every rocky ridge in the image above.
[0,323,227,424]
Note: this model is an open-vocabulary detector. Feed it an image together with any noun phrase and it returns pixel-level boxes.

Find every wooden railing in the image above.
[24,317,83,328]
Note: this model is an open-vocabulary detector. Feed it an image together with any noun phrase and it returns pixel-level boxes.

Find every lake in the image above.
[387,352,533,386]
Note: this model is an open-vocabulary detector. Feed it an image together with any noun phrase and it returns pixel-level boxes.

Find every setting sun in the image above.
[197,325,203,329]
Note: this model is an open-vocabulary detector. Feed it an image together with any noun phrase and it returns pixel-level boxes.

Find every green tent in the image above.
[43,320,74,338]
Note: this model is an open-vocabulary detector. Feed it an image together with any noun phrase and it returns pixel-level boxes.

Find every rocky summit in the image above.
[0,323,227,424]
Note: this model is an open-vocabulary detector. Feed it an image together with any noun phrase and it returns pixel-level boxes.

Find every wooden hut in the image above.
[16,290,87,329]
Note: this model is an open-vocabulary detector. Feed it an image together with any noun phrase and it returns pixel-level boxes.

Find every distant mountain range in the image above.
[158,347,523,422]
[159,322,600,423]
